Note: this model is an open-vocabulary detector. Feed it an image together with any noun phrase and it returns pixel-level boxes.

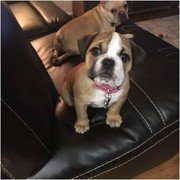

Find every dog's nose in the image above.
[102,59,115,68]
[118,11,128,22]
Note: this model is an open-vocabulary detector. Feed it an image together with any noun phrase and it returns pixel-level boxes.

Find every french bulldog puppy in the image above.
[52,1,129,66]
[60,31,146,134]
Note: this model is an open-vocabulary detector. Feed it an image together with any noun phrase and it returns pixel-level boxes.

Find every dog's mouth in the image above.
[118,12,128,23]
[108,13,128,27]
[99,69,114,78]
[88,67,124,88]
[88,68,114,81]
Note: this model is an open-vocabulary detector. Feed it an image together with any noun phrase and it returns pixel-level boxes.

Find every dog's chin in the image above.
[94,76,114,85]
[99,72,113,78]
[93,73,117,86]
[116,14,129,25]
[88,67,122,86]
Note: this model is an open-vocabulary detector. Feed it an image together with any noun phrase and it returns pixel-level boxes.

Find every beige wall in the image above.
[53,1,73,15]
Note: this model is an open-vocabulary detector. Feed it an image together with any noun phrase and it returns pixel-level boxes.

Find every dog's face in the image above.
[86,32,132,86]
[78,32,146,87]
[100,1,129,25]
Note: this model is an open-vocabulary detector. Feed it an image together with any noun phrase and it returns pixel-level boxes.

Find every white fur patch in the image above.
[91,88,124,108]
[107,32,122,56]
[107,32,125,86]
[90,32,125,108]
[93,32,125,87]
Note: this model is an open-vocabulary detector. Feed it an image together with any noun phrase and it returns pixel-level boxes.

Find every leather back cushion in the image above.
[9,1,72,39]
[1,2,57,178]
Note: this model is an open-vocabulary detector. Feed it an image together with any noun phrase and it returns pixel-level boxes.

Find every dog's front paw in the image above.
[74,120,90,134]
[106,114,122,128]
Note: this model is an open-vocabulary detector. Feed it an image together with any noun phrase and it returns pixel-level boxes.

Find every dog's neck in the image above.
[92,81,124,94]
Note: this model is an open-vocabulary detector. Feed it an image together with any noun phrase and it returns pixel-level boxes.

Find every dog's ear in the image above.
[100,1,108,7]
[122,33,146,68]
[78,33,98,58]
[130,40,146,68]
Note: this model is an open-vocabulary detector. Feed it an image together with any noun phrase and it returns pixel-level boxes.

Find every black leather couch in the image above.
[1,1,179,179]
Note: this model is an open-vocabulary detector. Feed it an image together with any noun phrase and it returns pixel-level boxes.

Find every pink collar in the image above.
[92,81,123,94]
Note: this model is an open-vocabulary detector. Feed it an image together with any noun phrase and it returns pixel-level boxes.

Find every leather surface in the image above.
[31,20,179,179]
[96,128,179,179]
[9,2,47,38]
[1,103,49,178]
[30,1,72,30]
[1,2,58,178]
[31,33,83,95]
[9,1,72,39]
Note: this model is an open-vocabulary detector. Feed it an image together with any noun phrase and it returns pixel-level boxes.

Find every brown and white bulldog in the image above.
[60,31,146,134]
[52,1,129,66]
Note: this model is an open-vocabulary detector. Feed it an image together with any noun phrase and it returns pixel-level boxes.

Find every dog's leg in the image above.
[61,81,73,107]
[74,99,89,134]
[51,50,74,66]
[106,93,128,128]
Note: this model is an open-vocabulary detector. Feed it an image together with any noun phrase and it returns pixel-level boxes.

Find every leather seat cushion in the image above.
[30,20,179,178]
[31,33,83,95]
[9,1,72,39]
[29,1,72,30]
[9,2,47,38]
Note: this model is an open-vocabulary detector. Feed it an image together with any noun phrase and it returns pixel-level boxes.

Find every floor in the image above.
[136,15,179,48]
[135,153,179,179]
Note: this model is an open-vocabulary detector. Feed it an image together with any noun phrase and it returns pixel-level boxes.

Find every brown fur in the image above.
[58,32,146,134]
[52,1,128,65]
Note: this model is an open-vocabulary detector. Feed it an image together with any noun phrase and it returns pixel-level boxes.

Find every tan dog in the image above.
[52,1,129,66]
[60,31,146,134]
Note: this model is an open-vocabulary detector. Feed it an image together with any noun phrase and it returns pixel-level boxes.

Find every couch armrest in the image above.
[30,1,72,30]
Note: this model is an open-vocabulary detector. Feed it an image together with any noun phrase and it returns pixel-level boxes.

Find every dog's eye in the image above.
[111,8,117,14]
[120,53,129,63]
[124,3,128,9]
[91,47,101,56]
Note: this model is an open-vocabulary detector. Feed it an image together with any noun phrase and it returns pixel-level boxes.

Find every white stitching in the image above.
[127,98,153,134]
[1,162,15,179]
[166,52,178,57]
[91,128,178,179]
[158,47,175,52]
[129,77,166,126]
[2,99,50,154]
[73,120,178,179]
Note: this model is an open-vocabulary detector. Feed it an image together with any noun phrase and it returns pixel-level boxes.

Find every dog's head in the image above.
[78,32,146,87]
[100,1,129,26]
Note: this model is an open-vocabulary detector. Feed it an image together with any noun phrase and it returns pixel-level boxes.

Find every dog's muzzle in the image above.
[118,11,128,22]
[99,58,115,78]
[102,58,115,68]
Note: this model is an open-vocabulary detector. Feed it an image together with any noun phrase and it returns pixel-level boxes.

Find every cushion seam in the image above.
[28,2,49,28]
[129,76,166,125]
[1,162,15,179]
[29,2,65,28]
[1,99,50,154]
[91,128,178,179]
[127,98,153,134]
[73,120,178,178]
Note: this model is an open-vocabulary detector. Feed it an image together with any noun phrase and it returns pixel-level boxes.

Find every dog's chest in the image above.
[90,89,123,108]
